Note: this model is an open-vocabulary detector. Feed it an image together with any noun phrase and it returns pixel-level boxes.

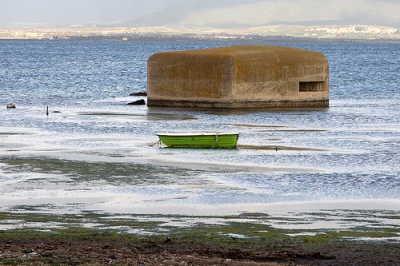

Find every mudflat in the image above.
[1,236,399,265]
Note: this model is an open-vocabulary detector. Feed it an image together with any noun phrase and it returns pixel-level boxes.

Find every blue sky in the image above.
[0,0,181,26]
[0,0,399,27]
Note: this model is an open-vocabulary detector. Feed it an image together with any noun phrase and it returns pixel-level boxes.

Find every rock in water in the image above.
[127,99,146,105]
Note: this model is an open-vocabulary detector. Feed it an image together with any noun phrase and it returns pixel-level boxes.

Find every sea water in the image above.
[0,40,399,216]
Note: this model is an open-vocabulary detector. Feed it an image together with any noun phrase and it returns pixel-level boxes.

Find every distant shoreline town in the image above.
[1,25,400,43]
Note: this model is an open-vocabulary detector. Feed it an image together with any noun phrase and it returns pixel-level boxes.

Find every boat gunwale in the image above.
[156,132,239,137]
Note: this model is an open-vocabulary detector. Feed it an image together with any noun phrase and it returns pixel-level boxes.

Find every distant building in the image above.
[147,46,329,108]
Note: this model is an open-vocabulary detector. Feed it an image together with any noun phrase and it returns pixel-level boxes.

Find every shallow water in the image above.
[0,40,399,218]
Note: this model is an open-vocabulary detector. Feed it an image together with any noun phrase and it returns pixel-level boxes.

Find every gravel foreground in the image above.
[1,237,399,265]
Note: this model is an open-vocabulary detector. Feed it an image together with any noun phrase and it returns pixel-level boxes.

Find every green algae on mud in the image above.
[0,155,206,184]
[1,211,399,245]
[1,211,400,265]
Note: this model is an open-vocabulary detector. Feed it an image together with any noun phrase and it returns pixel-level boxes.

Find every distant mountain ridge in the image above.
[124,0,400,28]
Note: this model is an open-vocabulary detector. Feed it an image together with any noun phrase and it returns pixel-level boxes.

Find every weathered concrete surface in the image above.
[147,46,329,108]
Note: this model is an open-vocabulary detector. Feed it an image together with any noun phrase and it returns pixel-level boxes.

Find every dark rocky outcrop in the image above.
[127,99,146,105]
[129,92,147,96]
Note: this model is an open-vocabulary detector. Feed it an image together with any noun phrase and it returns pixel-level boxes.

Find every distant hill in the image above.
[124,0,400,28]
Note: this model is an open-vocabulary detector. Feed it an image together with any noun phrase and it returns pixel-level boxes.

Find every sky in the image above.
[0,0,399,27]
[0,0,181,26]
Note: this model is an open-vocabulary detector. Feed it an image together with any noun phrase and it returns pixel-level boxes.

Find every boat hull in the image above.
[157,133,239,148]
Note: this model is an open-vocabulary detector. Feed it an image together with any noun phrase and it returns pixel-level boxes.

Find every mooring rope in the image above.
[151,140,162,147]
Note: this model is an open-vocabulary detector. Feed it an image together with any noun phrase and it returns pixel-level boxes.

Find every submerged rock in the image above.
[129,92,147,96]
[127,99,146,105]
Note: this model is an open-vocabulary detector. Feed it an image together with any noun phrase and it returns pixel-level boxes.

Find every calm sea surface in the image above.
[0,40,399,216]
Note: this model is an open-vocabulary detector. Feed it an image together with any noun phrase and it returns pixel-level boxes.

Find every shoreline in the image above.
[1,209,399,265]
[1,26,400,44]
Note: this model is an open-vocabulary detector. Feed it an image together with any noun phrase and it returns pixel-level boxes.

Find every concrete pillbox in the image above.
[147,46,329,108]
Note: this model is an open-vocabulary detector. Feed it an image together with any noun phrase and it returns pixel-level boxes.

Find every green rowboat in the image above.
[157,132,239,148]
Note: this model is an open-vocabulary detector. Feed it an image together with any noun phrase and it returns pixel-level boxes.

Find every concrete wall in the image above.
[147,46,329,108]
